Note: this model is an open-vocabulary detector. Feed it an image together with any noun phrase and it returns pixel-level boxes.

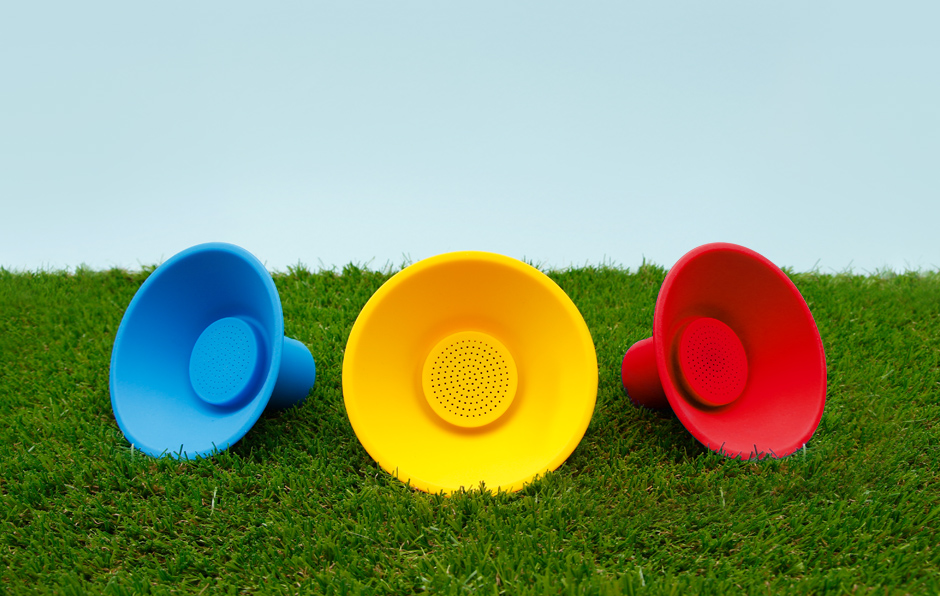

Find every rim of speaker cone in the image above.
[342,251,598,493]
[109,243,315,458]
[622,242,827,459]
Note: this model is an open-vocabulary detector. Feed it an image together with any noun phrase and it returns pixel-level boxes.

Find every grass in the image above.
[1,262,939,595]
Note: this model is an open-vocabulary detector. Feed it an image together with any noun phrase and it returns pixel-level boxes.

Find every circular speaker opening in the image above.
[422,331,518,428]
[189,317,263,407]
[677,317,748,407]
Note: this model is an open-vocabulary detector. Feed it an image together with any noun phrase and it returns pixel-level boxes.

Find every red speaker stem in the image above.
[621,337,669,409]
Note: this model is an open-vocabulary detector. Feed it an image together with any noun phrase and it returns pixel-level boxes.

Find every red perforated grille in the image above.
[677,317,748,406]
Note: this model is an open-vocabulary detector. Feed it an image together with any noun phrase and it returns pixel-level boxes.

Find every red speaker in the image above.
[621,243,826,459]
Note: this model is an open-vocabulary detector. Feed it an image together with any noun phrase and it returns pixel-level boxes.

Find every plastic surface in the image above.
[421,331,518,429]
[676,317,748,407]
[621,243,827,459]
[270,337,318,411]
[109,243,316,458]
[342,251,598,494]
[621,337,668,410]
[189,317,263,407]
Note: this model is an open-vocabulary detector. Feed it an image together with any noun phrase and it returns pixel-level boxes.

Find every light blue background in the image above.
[2,1,937,273]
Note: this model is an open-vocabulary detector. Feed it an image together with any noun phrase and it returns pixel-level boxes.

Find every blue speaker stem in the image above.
[268,337,317,410]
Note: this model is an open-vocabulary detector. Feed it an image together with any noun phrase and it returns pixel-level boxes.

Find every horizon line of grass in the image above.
[3,256,939,279]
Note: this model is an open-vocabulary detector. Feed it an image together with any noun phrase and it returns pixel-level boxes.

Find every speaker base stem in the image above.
[269,337,317,410]
[621,337,669,410]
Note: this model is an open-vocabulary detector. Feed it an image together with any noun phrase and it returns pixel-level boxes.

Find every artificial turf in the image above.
[1,262,938,595]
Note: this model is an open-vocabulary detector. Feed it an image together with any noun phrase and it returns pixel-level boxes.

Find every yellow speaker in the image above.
[342,251,598,494]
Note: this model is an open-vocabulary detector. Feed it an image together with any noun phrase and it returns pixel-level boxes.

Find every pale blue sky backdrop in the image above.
[2,1,937,273]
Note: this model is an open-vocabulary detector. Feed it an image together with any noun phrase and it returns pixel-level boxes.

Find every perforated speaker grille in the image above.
[189,317,262,407]
[677,317,748,407]
[422,331,518,428]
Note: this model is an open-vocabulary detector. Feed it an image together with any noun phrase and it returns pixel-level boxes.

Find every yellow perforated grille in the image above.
[422,331,518,428]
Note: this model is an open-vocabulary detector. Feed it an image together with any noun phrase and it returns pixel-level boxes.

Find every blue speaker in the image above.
[109,243,317,458]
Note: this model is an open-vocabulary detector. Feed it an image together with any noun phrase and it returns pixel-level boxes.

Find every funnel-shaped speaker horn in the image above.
[110,243,316,458]
[621,243,826,459]
[342,251,597,493]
